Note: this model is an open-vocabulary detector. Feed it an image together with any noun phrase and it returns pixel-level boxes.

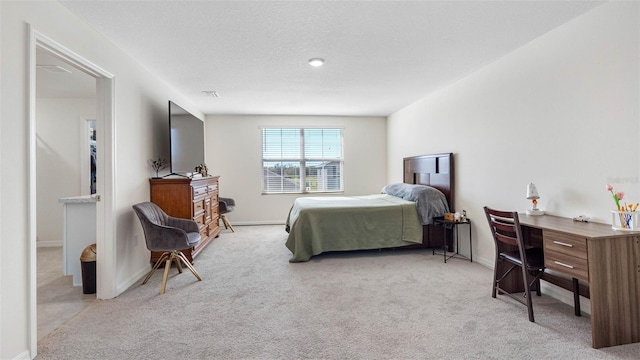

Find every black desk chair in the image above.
[219,197,235,232]
[132,202,202,294]
[484,206,544,322]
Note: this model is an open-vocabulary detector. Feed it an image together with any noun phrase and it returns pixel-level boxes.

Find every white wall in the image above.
[1,2,202,359]
[0,0,4,357]
[205,115,387,224]
[36,98,95,244]
[387,1,639,267]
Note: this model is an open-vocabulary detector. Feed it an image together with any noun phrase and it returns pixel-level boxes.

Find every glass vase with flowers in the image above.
[607,184,639,231]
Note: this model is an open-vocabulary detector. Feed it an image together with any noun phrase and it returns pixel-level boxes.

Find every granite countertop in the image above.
[59,194,100,203]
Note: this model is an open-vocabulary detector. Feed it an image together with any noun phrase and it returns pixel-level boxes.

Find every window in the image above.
[262,128,343,194]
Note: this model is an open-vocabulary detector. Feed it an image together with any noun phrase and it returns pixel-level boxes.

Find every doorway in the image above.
[35,46,97,341]
[28,26,116,356]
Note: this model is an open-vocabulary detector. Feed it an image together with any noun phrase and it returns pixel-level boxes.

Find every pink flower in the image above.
[607,185,638,213]
[607,185,625,211]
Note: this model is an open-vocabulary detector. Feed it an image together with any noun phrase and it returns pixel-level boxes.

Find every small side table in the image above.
[433,217,472,263]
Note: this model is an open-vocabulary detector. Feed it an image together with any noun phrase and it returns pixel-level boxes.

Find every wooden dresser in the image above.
[149,176,220,263]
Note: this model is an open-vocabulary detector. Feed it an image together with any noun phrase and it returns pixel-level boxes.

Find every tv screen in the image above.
[169,101,205,175]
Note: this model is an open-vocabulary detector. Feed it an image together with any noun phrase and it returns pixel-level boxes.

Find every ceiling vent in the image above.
[36,64,72,73]
[202,91,220,98]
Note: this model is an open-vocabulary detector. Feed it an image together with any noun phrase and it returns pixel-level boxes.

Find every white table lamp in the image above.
[526,183,544,216]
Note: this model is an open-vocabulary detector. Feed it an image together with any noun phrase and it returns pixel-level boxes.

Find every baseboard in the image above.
[541,281,591,315]
[37,240,63,247]
[473,256,494,269]
[12,350,31,360]
[117,266,151,295]
[231,221,286,226]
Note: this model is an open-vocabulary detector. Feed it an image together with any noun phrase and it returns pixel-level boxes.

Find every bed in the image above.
[285,153,454,262]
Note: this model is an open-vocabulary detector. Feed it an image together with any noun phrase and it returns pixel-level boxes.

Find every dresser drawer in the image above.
[208,216,220,236]
[193,199,205,215]
[203,198,211,220]
[193,186,208,198]
[207,222,215,235]
[199,227,208,241]
[193,213,205,228]
[207,184,218,193]
[543,230,588,281]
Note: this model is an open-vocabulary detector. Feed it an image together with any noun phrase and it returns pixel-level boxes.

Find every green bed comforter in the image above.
[285,194,423,262]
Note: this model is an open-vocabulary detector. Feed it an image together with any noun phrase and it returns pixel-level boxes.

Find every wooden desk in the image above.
[518,215,640,349]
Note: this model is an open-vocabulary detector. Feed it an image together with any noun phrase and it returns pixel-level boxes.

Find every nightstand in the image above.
[433,217,472,263]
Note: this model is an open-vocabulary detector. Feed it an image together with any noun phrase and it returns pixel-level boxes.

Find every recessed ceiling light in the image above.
[202,90,220,98]
[308,58,324,67]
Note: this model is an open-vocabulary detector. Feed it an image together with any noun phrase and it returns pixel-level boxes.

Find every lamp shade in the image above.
[526,183,540,200]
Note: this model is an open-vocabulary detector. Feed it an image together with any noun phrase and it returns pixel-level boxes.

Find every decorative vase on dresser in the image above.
[149,176,220,263]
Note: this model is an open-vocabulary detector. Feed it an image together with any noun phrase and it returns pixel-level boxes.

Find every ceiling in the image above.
[36,49,96,99]
[45,0,604,116]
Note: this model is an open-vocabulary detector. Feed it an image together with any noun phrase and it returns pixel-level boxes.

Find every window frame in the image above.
[261,127,344,194]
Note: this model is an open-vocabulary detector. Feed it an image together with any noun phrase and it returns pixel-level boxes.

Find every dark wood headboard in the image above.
[403,153,454,211]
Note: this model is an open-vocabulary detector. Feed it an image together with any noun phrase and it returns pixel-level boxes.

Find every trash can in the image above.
[80,244,97,294]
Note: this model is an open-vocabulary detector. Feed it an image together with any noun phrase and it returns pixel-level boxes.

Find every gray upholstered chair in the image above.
[219,197,236,232]
[132,202,202,294]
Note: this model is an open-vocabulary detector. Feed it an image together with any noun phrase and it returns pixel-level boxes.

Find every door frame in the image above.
[28,25,117,356]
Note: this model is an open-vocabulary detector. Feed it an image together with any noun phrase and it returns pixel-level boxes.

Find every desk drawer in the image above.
[544,230,587,260]
[545,252,589,281]
[544,230,588,281]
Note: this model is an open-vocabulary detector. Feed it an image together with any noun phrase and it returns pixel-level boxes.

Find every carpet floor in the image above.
[36,225,640,359]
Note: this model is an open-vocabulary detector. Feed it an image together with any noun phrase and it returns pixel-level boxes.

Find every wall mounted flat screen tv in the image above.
[169,101,205,175]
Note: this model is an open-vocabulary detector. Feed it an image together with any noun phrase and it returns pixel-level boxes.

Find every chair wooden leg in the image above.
[173,252,183,274]
[221,215,235,232]
[522,270,535,322]
[492,259,499,298]
[177,252,202,281]
[142,252,169,285]
[143,251,202,294]
[160,255,172,294]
